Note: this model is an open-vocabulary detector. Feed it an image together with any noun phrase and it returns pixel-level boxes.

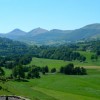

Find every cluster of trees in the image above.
[12,65,25,79]
[27,67,40,79]
[11,63,87,80]
[11,65,40,79]
[0,37,29,56]
[91,54,98,61]
[78,40,100,54]
[60,63,87,75]
[0,55,32,69]
[96,51,100,56]
[0,37,88,67]
[1,37,100,66]
[11,65,57,80]
[19,55,32,65]
[0,63,87,82]
[37,46,86,62]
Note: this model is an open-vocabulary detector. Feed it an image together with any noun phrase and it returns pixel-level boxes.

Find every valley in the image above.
[0,0,100,99]
[0,35,99,100]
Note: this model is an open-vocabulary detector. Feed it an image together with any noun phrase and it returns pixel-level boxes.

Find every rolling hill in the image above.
[0,37,29,56]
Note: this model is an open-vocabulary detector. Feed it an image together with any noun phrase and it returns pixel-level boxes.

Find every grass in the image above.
[2,67,12,77]
[28,57,67,69]
[0,68,99,100]
[0,51,100,100]
[22,68,100,100]
[33,87,99,100]
[28,52,100,70]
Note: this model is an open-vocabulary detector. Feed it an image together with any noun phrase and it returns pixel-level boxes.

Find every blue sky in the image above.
[0,0,100,33]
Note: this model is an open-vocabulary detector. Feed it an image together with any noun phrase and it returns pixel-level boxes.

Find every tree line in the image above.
[0,37,88,70]
[36,46,86,62]
[0,63,86,80]
[0,55,32,69]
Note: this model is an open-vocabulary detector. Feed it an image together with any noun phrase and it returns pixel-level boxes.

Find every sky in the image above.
[0,0,100,33]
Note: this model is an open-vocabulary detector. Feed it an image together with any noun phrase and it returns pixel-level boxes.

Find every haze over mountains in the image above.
[0,23,100,45]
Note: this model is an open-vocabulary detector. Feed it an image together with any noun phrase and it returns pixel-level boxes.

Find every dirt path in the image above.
[82,66,100,69]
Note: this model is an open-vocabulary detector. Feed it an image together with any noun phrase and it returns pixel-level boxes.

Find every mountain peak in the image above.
[82,23,100,29]
[7,28,26,36]
[50,29,63,32]
[34,27,44,30]
[28,27,48,36]
[13,28,22,31]
[10,28,25,33]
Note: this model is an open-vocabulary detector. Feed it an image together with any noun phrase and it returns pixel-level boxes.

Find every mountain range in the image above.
[0,23,100,45]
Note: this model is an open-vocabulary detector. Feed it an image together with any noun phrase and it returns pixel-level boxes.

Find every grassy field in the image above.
[0,68,100,100]
[0,51,100,100]
[2,67,12,77]
[28,54,100,70]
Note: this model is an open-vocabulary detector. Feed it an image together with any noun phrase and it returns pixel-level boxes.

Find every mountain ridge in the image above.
[0,23,100,45]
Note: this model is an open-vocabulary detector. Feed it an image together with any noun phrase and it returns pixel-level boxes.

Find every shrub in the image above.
[51,68,56,73]
[60,63,87,75]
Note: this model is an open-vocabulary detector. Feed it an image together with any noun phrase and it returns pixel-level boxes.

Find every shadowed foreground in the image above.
[0,96,30,100]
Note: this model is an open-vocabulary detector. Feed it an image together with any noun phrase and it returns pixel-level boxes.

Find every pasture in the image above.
[29,54,100,69]
[0,52,100,100]
[0,68,100,100]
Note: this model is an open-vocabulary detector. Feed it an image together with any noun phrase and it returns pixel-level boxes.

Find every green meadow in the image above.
[0,69,100,100]
[0,51,100,100]
[29,51,100,69]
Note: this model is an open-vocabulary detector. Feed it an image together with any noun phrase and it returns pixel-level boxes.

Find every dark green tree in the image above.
[80,55,86,62]
[59,63,87,75]
[12,65,25,79]
[80,67,87,75]
[60,67,64,73]
[73,67,81,75]
[51,68,56,73]
[12,67,18,78]
[44,66,49,73]
[42,67,46,75]
[27,67,40,79]
[0,67,5,76]
[64,63,74,75]
[91,54,98,61]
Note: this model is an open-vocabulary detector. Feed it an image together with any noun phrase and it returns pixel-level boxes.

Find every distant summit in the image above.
[82,23,100,29]
[28,27,48,36]
[7,29,26,36]
[0,23,100,45]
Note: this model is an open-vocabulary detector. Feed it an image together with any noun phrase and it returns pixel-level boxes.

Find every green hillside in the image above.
[0,68,100,100]
[29,55,100,69]
[0,37,29,56]
[0,38,99,100]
